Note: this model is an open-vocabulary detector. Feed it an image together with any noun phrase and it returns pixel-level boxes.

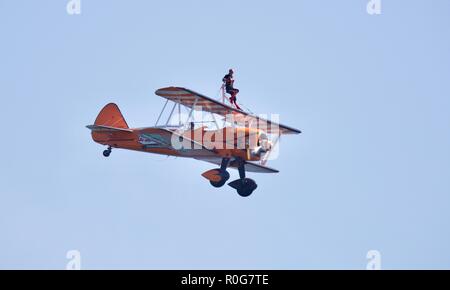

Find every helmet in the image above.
[229,69,234,74]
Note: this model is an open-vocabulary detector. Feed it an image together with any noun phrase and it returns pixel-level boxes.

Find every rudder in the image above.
[94,103,129,129]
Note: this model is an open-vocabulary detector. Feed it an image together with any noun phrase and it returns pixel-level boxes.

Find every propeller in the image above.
[250,132,273,165]
[260,134,280,166]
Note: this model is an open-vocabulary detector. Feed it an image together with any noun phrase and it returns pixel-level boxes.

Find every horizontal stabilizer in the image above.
[86,125,133,133]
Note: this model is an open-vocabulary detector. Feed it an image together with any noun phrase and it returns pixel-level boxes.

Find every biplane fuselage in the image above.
[87,87,301,197]
[91,126,262,162]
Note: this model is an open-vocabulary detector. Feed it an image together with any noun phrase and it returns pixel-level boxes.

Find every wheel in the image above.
[210,179,227,188]
[103,149,111,157]
[237,187,254,197]
[209,170,230,188]
[234,178,257,197]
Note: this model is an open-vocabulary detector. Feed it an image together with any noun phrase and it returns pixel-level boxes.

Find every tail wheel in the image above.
[103,147,112,157]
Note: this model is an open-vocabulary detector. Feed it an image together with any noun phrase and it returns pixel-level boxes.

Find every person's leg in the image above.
[229,94,236,104]
[230,92,241,110]
[226,86,241,109]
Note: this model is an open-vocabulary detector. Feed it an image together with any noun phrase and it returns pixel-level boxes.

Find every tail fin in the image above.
[94,103,129,129]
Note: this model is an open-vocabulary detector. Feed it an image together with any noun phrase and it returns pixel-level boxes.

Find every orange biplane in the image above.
[87,87,301,197]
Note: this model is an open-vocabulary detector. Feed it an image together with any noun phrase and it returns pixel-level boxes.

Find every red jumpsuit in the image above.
[222,73,241,110]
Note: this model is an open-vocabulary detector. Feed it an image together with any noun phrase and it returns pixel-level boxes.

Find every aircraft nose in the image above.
[261,140,272,152]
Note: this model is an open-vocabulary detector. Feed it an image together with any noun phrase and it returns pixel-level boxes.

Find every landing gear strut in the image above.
[228,158,257,197]
[103,146,112,157]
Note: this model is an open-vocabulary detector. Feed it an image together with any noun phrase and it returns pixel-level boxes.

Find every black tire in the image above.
[210,179,227,188]
[209,170,230,188]
[236,178,257,197]
[103,150,111,157]
[237,187,253,197]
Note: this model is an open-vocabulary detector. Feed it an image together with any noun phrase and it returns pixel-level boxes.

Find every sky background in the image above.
[1,0,449,269]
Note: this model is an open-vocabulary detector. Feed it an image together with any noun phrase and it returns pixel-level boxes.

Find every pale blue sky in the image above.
[1,0,449,269]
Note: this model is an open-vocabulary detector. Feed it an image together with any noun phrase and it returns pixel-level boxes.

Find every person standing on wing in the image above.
[222,69,241,110]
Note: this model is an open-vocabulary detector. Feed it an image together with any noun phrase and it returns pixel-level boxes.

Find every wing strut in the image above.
[182,95,199,131]
[155,99,169,126]
[165,102,177,125]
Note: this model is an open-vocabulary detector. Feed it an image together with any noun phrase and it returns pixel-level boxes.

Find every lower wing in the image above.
[195,157,279,173]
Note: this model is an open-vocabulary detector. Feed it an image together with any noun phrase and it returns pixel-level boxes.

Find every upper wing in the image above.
[155,87,301,135]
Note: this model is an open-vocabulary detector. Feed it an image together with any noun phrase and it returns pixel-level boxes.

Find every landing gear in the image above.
[228,158,258,197]
[210,170,230,188]
[229,178,257,197]
[208,158,230,188]
[203,158,258,196]
[103,146,112,157]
